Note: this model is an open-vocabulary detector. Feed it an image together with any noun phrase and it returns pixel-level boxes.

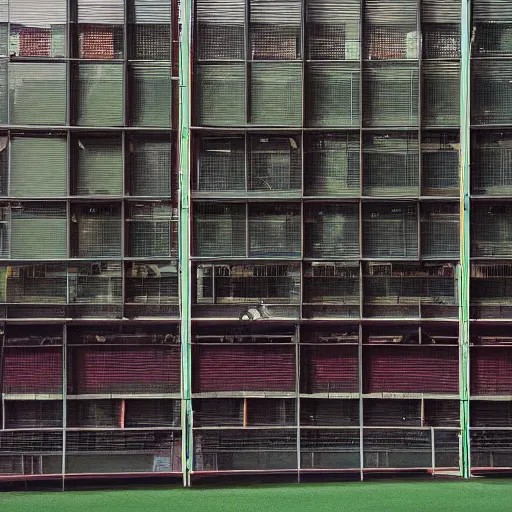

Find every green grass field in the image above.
[1,480,512,512]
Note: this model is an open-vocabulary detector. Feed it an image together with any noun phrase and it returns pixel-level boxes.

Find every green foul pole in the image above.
[459,0,471,479]
[178,0,193,487]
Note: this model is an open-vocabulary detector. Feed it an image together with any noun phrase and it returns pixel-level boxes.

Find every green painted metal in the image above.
[179,0,193,488]
[459,0,471,480]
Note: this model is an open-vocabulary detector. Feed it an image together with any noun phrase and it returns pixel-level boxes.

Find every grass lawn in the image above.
[1,480,512,512]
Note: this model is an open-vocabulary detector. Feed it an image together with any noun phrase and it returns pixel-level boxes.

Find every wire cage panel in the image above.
[306,0,360,60]
[472,131,512,195]
[74,136,123,196]
[130,63,171,127]
[304,133,360,197]
[363,132,419,196]
[0,204,10,258]
[424,400,460,428]
[194,429,297,472]
[9,62,66,125]
[434,428,463,467]
[363,0,418,60]
[472,204,512,257]
[0,431,63,477]
[421,132,460,196]
[471,263,512,319]
[248,204,301,257]
[364,399,421,426]
[195,137,245,193]
[249,0,301,60]
[363,346,459,394]
[193,398,244,426]
[195,63,245,126]
[304,204,359,258]
[473,1,512,57]
[471,347,512,396]
[422,0,461,58]
[471,401,512,428]
[363,203,418,259]
[3,346,62,394]
[11,204,67,259]
[472,60,512,126]
[129,138,172,197]
[193,344,296,393]
[68,345,180,395]
[10,137,67,198]
[68,262,122,306]
[363,429,431,469]
[363,63,419,127]
[421,203,460,259]
[193,203,246,257]
[471,430,512,470]
[75,63,123,126]
[300,429,360,470]
[72,204,122,258]
[249,135,301,194]
[249,62,302,126]
[196,0,245,60]
[423,61,460,127]
[128,203,176,258]
[78,24,124,59]
[300,345,359,394]
[4,400,63,428]
[65,430,181,474]
[300,399,359,427]
[306,63,360,127]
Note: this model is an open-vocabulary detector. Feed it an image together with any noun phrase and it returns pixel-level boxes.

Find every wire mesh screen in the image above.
[193,203,246,257]
[306,0,360,60]
[421,203,460,258]
[128,203,175,258]
[0,61,7,124]
[72,204,122,258]
[422,0,461,58]
[129,138,171,197]
[68,262,122,305]
[249,135,301,193]
[471,401,512,427]
[473,1,512,57]
[248,204,301,257]
[472,204,512,257]
[130,24,171,60]
[304,204,359,258]
[247,399,296,426]
[195,137,245,192]
[472,60,512,125]
[304,133,359,196]
[0,431,63,476]
[195,63,245,126]
[301,429,360,470]
[471,347,512,395]
[194,429,297,472]
[193,398,244,426]
[363,132,419,196]
[424,399,460,427]
[472,131,512,195]
[471,263,512,317]
[78,24,124,59]
[364,399,421,426]
[363,203,418,258]
[306,63,360,127]
[363,63,419,127]
[363,429,431,469]
[421,132,459,196]
[196,0,245,60]
[300,399,359,426]
[0,135,6,196]
[249,63,302,126]
[66,431,181,474]
[5,400,62,428]
[11,204,67,259]
[470,430,512,470]
[423,62,460,127]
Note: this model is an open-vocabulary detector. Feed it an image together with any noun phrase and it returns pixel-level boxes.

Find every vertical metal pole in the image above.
[459,0,471,480]
[179,0,193,488]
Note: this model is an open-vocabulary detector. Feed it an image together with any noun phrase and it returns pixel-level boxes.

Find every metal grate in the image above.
[68,262,122,305]
[130,24,171,60]
[300,399,359,426]
[421,132,459,196]
[364,399,421,426]
[421,203,460,258]
[424,400,460,427]
[471,263,512,313]
[193,399,244,426]
[472,131,512,195]
[363,203,418,258]
[306,63,360,127]
[471,348,512,396]
[78,24,123,59]
[363,132,419,196]
[195,63,245,126]
[306,0,360,60]
[193,203,246,257]
[128,203,175,258]
[471,401,512,427]
[248,204,301,257]
[472,203,512,257]
[421,0,461,58]
[473,1,512,57]
[470,430,512,470]
[363,63,419,127]
[423,61,460,127]
[304,204,359,258]
[249,135,301,192]
[5,401,62,428]
[304,133,359,196]
[195,137,245,192]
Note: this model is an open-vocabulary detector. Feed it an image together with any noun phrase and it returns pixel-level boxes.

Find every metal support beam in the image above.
[459,0,471,480]
[178,0,193,488]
